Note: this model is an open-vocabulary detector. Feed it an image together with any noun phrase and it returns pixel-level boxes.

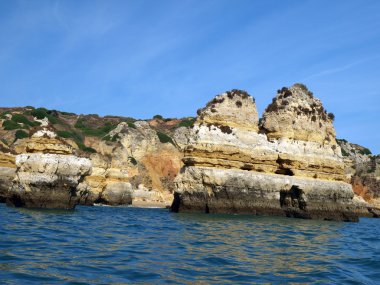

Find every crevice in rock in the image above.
[7,194,25,207]
[275,168,294,176]
[170,192,181,213]
[280,186,307,211]
[205,203,209,213]
[94,196,107,204]
[275,157,295,176]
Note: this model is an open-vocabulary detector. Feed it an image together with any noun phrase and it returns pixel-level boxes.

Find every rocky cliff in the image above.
[81,121,182,207]
[6,128,92,209]
[0,89,378,214]
[0,141,16,203]
[173,85,368,221]
[336,139,379,210]
[0,107,186,208]
[351,156,380,209]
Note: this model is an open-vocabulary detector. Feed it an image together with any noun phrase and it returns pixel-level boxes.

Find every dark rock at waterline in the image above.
[6,184,79,209]
[174,167,361,222]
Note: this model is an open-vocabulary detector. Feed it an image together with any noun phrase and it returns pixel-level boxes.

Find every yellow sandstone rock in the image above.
[173,85,362,221]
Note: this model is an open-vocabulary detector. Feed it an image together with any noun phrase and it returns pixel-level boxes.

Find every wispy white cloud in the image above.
[304,56,380,80]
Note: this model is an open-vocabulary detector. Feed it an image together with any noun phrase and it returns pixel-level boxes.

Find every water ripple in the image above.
[0,204,379,284]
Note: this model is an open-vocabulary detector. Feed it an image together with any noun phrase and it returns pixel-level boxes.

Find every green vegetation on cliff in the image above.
[359,147,372,156]
[75,118,118,137]
[176,118,196,128]
[0,106,197,153]
[15,130,29,140]
[2,120,22,130]
[157,131,174,145]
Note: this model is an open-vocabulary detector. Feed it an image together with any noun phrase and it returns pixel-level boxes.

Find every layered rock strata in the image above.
[6,129,92,209]
[173,86,361,221]
[0,142,16,202]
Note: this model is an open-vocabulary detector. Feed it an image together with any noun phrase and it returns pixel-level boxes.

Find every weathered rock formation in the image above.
[173,85,365,221]
[0,108,184,208]
[81,121,182,207]
[335,139,379,214]
[0,95,377,214]
[6,129,92,209]
[351,156,380,209]
[0,141,16,202]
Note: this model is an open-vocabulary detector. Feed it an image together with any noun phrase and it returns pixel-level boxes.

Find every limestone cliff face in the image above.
[0,107,184,208]
[351,156,380,209]
[261,84,345,181]
[0,141,16,202]
[262,84,336,144]
[335,139,379,211]
[82,121,182,206]
[180,91,278,174]
[196,90,259,132]
[7,129,92,209]
[174,85,363,221]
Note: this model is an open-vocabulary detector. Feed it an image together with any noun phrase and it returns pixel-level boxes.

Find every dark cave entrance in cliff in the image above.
[275,168,295,176]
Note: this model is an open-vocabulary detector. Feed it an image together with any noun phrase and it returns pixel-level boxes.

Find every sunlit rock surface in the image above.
[173,86,366,221]
[6,129,91,209]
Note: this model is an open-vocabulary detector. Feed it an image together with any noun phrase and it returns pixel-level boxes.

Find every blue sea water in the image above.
[0,204,379,285]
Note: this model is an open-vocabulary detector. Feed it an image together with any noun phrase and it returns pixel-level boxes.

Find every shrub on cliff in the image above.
[2,120,22,130]
[177,118,196,128]
[0,111,11,119]
[31,108,48,119]
[328,112,335,121]
[367,167,375,174]
[11,114,40,127]
[157,131,174,145]
[15,130,29,140]
[59,130,95,153]
[31,108,59,124]
[102,134,119,142]
[82,146,96,153]
[341,148,350,157]
[153,115,164,120]
[60,111,76,116]
[359,147,372,156]
[56,130,83,142]
[76,141,96,153]
[127,122,136,129]
[75,118,117,137]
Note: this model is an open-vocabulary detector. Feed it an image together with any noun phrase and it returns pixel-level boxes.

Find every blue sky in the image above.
[0,0,379,153]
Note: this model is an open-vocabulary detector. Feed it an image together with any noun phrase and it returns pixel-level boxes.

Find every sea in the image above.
[0,203,379,284]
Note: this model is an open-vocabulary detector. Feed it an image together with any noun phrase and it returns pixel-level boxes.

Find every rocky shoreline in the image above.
[0,84,379,221]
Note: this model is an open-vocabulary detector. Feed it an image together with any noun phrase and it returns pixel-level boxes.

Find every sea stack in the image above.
[173,85,359,221]
[6,128,92,209]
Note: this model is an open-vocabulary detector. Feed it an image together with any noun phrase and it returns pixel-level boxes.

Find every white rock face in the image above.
[7,153,92,209]
[16,154,92,177]
[101,182,132,205]
[118,121,161,160]
[32,129,57,138]
[175,166,358,221]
